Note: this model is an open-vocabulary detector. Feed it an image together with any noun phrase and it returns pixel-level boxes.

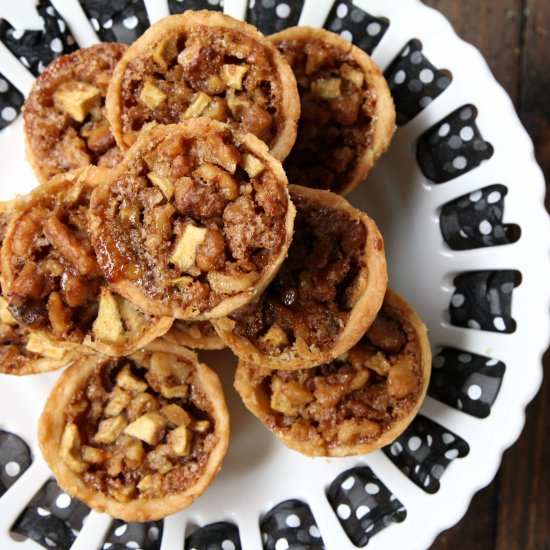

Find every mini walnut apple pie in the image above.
[0,201,78,375]
[0,167,173,356]
[89,119,295,320]
[270,27,395,195]
[213,184,387,370]
[163,320,225,350]
[39,343,229,521]
[234,289,431,457]
[106,10,300,161]
[23,43,126,184]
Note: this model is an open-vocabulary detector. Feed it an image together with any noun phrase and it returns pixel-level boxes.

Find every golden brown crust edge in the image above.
[38,346,229,522]
[269,26,396,195]
[106,11,300,161]
[163,320,226,350]
[234,288,432,457]
[213,184,387,370]
[90,119,296,320]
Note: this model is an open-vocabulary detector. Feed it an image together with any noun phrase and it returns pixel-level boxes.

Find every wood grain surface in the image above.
[422,2,550,549]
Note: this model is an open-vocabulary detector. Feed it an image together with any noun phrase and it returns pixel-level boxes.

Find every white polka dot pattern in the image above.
[11,479,91,550]
[261,500,323,549]
[246,0,304,35]
[327,466,406,546]
[324,0,389,54]
[79,0,150,44]
[449,270,518,333]
[429,347,506,418]
[417,104,493,183]
[0,0,77,77]
[383,415,469,494]
[385,39,451,124]
[184,522,240,550]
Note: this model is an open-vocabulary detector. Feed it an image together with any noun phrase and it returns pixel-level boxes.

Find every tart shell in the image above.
[106,11,300,161]
[38,344,229,522]
[213,184,387,369]
[234,289,432,457]
[270,26,395,195]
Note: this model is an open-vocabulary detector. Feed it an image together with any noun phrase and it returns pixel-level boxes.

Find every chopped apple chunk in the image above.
[59,423,87,473]
[183,92,212,119]
[92,287,124,343]
[147,171,174,200]
[241,154,264,178]
[168,426,192,456]
[169,224,208,275]
[104,386,132,417]
[220,64,248,90]
[116,365,148,393]
[25,332,66,359]
[53,81,101,122]
[311,78,342,100]
[93,415,127,444]
[139,81,167,110]
[124,412,166,445]
[207,270,259,294]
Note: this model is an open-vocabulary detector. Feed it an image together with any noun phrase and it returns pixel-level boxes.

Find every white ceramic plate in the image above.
[0,1,548,549]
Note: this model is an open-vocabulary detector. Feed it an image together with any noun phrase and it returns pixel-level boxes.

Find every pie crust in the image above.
[0,167,172,356]
[163,320,225,350]
[234,289,431,457]
[23,43,126,184]
[39,343,229,521]
[213,184,387,369]
[89,119,295,320]
[270,26,395,194]
[106,10,300,161]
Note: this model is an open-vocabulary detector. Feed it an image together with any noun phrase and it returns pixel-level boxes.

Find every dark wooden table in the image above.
[421,2,549,549]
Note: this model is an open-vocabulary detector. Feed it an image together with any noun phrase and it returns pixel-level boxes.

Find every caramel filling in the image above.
[230,191,366,353]
[274,37,376,193]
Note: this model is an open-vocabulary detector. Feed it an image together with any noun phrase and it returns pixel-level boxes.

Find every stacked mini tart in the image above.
[0,11,431,521]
